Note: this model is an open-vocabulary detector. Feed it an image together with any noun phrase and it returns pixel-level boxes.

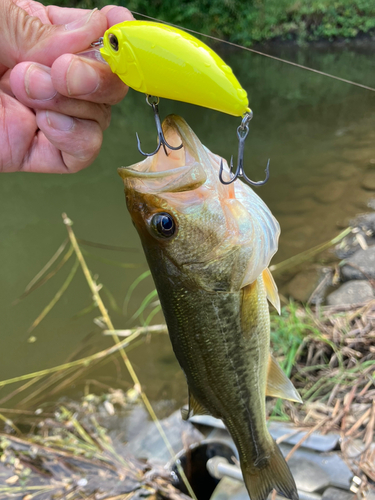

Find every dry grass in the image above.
[0,393,191,500]
[275,301,375,491]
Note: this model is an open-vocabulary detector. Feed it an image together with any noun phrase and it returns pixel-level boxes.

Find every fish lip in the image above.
[117,164,193,180]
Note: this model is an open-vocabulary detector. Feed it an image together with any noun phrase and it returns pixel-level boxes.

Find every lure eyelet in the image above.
[109,33,119,52]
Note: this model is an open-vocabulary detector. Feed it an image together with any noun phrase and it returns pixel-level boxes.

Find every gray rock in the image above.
[286,266,332,304]
[281,225,315,250]
[351,212,375,233]
[341,246,375,280]
[313,182,345,204]
[343,147,375,163]
[326,280,374,306]
[278,215,304,231]
[321,487,357,500]
[273,198,315,215]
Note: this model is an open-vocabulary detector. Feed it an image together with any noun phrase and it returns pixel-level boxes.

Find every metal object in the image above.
[207,457,322,500]
[188,416,358,500]
[136,96,183,157]
[219,111,270,187]
[91,37,104,48]
[207,455,359,500]
[124,409,361,500]
[189,416,341,453]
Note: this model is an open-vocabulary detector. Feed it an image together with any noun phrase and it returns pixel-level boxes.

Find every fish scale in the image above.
[149,253,273,472]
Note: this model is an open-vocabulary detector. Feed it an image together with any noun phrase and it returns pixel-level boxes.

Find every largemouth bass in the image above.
[119,115,301,500]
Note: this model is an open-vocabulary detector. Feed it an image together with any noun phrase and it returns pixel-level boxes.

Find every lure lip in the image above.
[76,47,107,64]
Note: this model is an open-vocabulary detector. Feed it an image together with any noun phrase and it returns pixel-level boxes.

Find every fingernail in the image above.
[67,58,99,96]
[25,64,57,101]
[46,111,74,131]
[65,8,98,31]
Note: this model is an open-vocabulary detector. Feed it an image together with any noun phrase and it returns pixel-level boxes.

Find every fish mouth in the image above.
[118,115,208,194]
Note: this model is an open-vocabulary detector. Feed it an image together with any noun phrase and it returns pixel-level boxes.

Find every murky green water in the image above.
[1,42,374,410]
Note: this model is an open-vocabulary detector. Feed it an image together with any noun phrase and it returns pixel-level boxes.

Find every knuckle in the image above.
[101,104,111,129]
[77,126,102,161]
[107,84,128,105]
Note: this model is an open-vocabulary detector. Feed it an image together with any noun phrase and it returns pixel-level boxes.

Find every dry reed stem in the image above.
[62,213,197,500]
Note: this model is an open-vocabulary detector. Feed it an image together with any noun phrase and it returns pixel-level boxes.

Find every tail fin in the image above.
[241,441,299,500]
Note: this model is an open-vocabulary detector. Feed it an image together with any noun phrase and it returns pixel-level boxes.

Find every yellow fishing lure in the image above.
[100,20,250,117]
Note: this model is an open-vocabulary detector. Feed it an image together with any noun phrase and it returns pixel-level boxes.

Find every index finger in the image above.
[101,6,135,28]
[47,5,134,28]
[46,5,92,25]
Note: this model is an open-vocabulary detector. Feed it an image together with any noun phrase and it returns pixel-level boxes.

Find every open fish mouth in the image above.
[117,115,224,194]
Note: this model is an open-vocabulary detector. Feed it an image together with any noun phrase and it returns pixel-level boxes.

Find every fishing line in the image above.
[131,10,375,93]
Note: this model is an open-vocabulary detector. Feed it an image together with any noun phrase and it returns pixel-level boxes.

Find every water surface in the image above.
[0,41,374,409]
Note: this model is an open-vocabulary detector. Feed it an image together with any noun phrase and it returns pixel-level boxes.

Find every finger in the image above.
[0,2,107,68]
[10,62,111,130]
[0,69,13,96]
[101,6,135,27]
[51,54,128,105]
[46,5,134,27]
[23,111,103,173]
[46,5,91,25]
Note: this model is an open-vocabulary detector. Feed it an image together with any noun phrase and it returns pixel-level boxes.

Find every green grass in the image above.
[270,302,312,418]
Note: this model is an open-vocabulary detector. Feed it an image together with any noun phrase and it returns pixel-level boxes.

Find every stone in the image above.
[281,225,315,249]
[338,165,359,180]
[353,197,375,211]
[313,182,345,204]
[320,162,346,176]
[342,147,375,163]
[341,246,375,280]
[321,487,357,500]
[285,266,332,303]
[273,198,316,215]
[278,215,304,231]
[326,280,374,306]
[361,171,375,191]
[351,212,375,233]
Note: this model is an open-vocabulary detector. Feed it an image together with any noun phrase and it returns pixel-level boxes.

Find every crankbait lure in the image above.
[94,20,269,186]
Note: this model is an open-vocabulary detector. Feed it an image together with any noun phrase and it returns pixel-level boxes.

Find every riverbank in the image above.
[0,298,374,498]
[45,0,375,46]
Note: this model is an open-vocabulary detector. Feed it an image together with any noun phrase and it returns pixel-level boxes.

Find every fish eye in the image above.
[108,33,119,52]
[151,213,176,239]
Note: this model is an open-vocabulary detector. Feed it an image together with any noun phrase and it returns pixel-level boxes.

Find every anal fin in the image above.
[262,268,281,314]
[266,354,302,403]
[181,389,211,421]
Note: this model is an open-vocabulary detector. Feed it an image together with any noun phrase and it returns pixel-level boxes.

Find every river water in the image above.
[0,41,374,411]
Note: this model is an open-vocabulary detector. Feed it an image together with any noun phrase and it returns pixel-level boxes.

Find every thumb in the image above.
[0,1,107,68]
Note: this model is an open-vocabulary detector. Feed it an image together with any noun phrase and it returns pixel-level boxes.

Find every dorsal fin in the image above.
[266,354,302,403]
[181,390,211,420]
[262,268,281,314]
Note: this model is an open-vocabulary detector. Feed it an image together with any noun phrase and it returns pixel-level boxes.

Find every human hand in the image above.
[0,0,134,173]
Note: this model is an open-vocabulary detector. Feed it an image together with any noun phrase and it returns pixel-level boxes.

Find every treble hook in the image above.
[219,111,270,187]
[136,95,183,157]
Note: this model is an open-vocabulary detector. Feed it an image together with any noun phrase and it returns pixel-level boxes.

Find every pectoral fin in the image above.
[181,390,211,420]
[262,268,281,314]
[266,355,302,403]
